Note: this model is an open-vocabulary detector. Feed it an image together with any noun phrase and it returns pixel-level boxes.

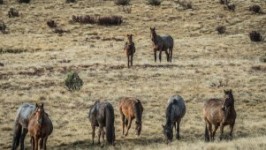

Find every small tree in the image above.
[65,72,83,91]
[114,0,130,5]
[147,0,161,6]
[249,31,263,42]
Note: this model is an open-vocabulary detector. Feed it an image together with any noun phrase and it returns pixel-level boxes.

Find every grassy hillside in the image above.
[0,0,265,149]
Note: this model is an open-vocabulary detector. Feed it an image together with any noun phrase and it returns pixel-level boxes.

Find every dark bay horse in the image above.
[124,34,136,68]
[203,89,236,142]
[150,27,174,62]
[28,103,53,150]
[119,97,144,136]
[88,100,115,145]
[12,103,36,150]
[163,95,186,143]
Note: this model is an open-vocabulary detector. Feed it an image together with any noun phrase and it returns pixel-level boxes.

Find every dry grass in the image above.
[0,0,266,149]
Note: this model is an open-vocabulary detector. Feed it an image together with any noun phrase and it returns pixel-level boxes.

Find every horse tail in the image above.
[105,104,115,145]
[12,120,22,150]
[205,123,210,142]
[134,99,142,124]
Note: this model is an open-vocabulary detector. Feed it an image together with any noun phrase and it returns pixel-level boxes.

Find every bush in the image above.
[17,0,31,3]
[176,0,192,9]
[249,5,261,14]
[114,0,130,5]
[0,21,7,33]
[259,55,266,63]
[249,31,263,42]
[216,25,226,34]
[8,8,19,18]
[0,0,3,5]
[147,0,161,6]
[66,0,76,3]
[65,72,83,91]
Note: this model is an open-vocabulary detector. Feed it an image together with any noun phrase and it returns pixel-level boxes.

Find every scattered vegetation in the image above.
[114,0,130,6]
[249,31,263,42]
[17,0,31,3]
[146,0,161,6]
[0,0,3,5]
[225,3,236,11]
[249,4,262,14]
[0,21,7,34]
[66,0,76,3]
[47,20,57,28]
[259,54,266,63]
[72,15,122,26]
[216,25,226,34]
[65,72,83,91]
[175,0,192,10]
[53,27,69,35]
[219,0,228,5]
[8,8,19,18]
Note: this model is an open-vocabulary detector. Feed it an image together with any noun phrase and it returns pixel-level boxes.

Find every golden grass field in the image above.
[0,0,266,149]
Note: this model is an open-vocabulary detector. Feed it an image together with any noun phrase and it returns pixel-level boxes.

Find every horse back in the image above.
[15,103,36,129]
[167,95,186,119]
[160,35,174,48]
[203,99,224,123]
[119,97,138,118]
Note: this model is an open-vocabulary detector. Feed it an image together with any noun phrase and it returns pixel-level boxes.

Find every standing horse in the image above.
[119,97,144,136]
[150,27,174,62]
[162,95,186,143]
[124,34,136,68]
[88,100,115,145]
[28,103,53,150]
[12,103,36,150]
[203,89,236,142]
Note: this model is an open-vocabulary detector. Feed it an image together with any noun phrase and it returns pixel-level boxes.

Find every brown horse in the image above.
[203,89,236,142]
[124,34,136,68]
[150,27,174,62]
[28,103,53,150]
[119,97,144,136]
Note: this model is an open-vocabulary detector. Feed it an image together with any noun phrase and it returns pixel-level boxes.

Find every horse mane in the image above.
[165,102,173,127]
[134,99,142,124]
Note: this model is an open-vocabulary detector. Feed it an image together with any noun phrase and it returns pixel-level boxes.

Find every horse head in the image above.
[135,121,142,136]
[126,34,133,43]
[150,27,157,43]
[222,89,234,115]
[162,124,173,144]
[35,103,45,125]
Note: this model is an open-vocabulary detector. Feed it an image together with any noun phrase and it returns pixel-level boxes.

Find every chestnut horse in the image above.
[88,100,115,145]
[119,97,144,136]
[203,89,236,142]
[28,103,53,150]
[150,27,174,62]
[124,34,136,68]
[162,95,186,144]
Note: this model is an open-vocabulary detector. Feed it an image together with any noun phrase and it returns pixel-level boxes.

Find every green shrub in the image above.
[147,0,161,6]
[65,72,83,91]
[114,0,130,5]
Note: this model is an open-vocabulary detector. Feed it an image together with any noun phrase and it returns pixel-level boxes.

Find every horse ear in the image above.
[40,103,44,108]
[35,103,39,108]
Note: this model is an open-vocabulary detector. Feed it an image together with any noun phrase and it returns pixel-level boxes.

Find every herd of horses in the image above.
[12,90,236,149]
[124,27,174,68]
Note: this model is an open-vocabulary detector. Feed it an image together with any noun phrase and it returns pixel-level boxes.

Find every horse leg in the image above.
[30,137,34,150]
[119,108,125,136]
[98,126,103,144]
[125,118,132,136]
[43,137,48,150]
[20,128,28,150]
[101,128,105,142]
[154,50,157,62]
[219,123,225,141]
[170,48,173,62]
[176,120,180,140]
[165,50,169,62]
[229,122,235,140]
[159,50,162,62]
[34,137,38,150]
[127,55,130,68]
[208,123,213,141]
[91,125,95,144]
[131,55,133,67]
[212,125,219,141]
[40,138,44,150]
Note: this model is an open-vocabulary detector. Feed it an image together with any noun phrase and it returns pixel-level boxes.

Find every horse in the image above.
[203,89,236,142]
[150,27,174,62]
[12,103,36,150]
[28,103,53,150]
[162,95,186,144]
[124,34,136,68]
[88,100,115,145]
[119,97,144,136]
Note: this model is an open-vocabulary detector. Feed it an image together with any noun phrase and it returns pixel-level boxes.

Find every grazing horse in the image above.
[124,34,136,68]
[119,97,144,136]
[150,27,174,62]
[88,100,115,145]
[12,103,36,150]
[162,95,186,143]
[28,103,53,150]
[203,89,236,142]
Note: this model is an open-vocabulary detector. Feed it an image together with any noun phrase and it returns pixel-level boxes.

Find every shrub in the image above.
[249,31,263,42]
[249,5,261,14]
[259,54,266,63]
[8,8,19,18]
[0,21,7,33]
[114,0,130,5]
[65,72,83,91]
[47,20,57,28]
[216,25,226,34]
[17,0,31,3]
[0,0,3,5]
[147,0,161,6]
[66,0,76,3]
[176,0,192,9]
